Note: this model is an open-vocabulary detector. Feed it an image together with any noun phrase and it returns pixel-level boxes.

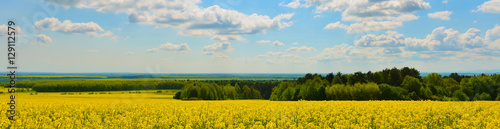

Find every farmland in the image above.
[1,92,499,128]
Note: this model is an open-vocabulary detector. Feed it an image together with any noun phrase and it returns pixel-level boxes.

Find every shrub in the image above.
[452,90,469,101]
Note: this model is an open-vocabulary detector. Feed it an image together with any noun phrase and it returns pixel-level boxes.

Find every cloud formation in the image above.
[287,46,316,53]
[428,11,453,20]
[473,0,500,13]
[0,25,23,37]
[284,0,429,33]
[34,17,113,37]
[146,43,191,53]
[35,34,53,46]
[43,0,294,36]
[273,40,285,46]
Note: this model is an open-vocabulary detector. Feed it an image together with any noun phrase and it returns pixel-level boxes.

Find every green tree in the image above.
[452,90,469,101]
[388,67,403,86]
[401,76,422,93]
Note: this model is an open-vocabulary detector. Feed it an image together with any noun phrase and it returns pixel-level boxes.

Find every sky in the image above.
[0,0,499,73]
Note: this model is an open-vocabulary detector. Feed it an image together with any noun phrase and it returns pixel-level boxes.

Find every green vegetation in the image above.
[271,67,500,101]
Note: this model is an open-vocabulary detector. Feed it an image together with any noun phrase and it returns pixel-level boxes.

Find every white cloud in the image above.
[43,0,295,36]
[177,30,213,36]
[325,21,403,33]
[486,25,500,49]
[273,40,285,46]
[203,42,233,52]
[257,40,271,44]
[35,34,53,46]
[355,31,405,47]
[34,17,113,37]
[301,0,428,33]
[292,42,299,45]
[304,0,430,21]
[287,46,316,53]
[255,52,314,64]
[0,25,24,37]
[126,51,134,55]
[324,21,347,29]
[146,43,191,53]
[211,35,244,41]
[313,44,354,60]
[280,0,301,9]
[442,0,448,4]
[313,15,323,18]
[428,11,452,20]
[355,26,496,52]
[87,50,99,53]
[473,0,500,13]
[202,51,229,58]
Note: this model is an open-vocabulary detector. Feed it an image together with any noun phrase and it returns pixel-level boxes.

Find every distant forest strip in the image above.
[0,73,302,83]
[270,67,500,101]
[2,79,280,99]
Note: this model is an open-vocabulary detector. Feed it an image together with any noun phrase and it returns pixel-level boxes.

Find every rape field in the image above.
[1,93,499,128]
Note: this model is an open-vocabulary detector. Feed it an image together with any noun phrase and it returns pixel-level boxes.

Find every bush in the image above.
[473,92,491,101]
[173,92,181,99]
[452,90,469,101]
[379,84,408,100]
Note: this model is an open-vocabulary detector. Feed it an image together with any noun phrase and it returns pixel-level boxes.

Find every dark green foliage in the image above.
[388,67,403,86]
[178,82,262,100]
[379,84,408,100]
[401,76,421,93]
[271,67,499,101]
[452,90,469,101]
[173,92,181,99]
[474,92,491,100]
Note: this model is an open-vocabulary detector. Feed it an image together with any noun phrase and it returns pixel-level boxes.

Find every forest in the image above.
[270,67,500,101]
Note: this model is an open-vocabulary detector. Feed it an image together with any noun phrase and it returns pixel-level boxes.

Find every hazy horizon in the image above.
[1,0,499,73]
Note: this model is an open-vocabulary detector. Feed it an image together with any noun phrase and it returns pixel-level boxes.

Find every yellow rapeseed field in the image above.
[1,92,499,128]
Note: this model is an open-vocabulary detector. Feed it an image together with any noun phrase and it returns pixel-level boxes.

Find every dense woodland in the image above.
[271,67,500,101]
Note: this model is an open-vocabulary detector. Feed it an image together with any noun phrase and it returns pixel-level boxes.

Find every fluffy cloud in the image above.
[34,17,113,37]
[146,43,191,53]
[288,0,428,33]
[280,0,301,9]
[211,35,244,41]
[303,0,430,21]
[125,51,134,55]
[287,46,316,53]
[355,26,496,52]
[273,40,285,46]
[325,21,403,33]
[202,51,229,58]
[257,52,314,64]
[0,25,24,37]
[35,34,53,46]
[203,42,233,52]
[473,0,500,13]
[256,40,271,44]
[355,31,405,47]
[43,0,294,36]
[428,11,452,20]
[313,44,354,60]
[486,25,500,49]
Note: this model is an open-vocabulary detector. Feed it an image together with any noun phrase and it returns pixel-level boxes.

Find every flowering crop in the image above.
[1,93,499,128]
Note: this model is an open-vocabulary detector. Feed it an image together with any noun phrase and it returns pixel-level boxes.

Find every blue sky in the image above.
[1,0,499,73]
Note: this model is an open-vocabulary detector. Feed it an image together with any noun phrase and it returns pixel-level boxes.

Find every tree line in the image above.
[174,82,263,100]
[271,67,500,101]
[4,79,279,98]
